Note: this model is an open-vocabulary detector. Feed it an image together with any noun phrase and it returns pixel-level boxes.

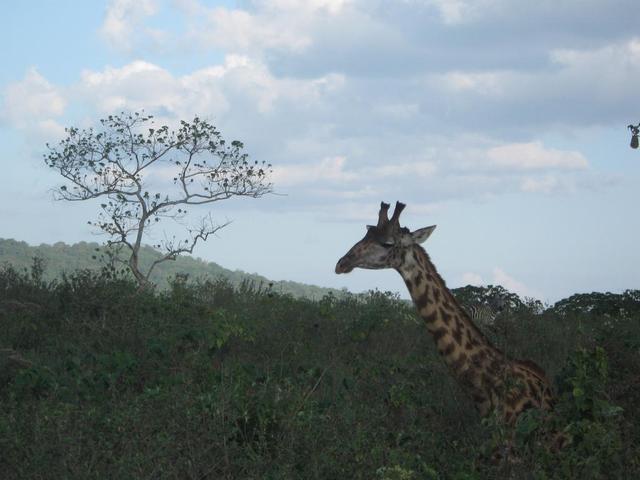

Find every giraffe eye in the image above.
[381,240,394,248]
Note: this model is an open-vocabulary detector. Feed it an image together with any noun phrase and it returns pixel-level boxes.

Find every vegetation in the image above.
[1,260,638,479]
[0,238,342,300]
[44,112,272,287]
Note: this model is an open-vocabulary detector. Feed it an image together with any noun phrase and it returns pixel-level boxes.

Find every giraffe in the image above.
[335,201,554,424]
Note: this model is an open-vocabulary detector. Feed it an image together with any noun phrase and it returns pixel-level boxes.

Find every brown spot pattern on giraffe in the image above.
[452,321,465,344]
[416,291,429,309]
[451,352,468,372]
[432,327,448,342]
[433,288,441,302]
[440,309,452,325]
[423,311,437,323]
[441,342,456,356]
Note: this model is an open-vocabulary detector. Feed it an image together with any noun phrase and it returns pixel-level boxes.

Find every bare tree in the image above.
[44,112,272,288]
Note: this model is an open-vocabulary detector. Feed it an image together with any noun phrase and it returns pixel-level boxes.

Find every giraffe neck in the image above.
[396,244,506,411]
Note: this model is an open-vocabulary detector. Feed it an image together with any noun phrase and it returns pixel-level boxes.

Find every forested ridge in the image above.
[0,238,341,300]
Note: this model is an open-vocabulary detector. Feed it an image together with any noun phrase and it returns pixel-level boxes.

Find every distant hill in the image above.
[0,238,344,300]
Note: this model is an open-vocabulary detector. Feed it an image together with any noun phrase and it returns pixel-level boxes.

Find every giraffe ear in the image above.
[411,225,436,244]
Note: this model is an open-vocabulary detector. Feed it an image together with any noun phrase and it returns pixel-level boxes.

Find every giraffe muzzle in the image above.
[335,256,354,274]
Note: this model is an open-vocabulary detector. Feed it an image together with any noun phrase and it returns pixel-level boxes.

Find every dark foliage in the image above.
[1,262,638,479]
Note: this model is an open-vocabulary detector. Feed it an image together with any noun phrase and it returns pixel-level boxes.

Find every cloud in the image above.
[271,156,357,186]
[425,37,640,130]
[193,7,312,54]
[405,0,639,35]
[6,1,624,219]
[445,140,590,176]
[80,61,183,114]
[258,0,351,15]
[2,68,65,120]
[372,161,438,177]
[178,0,353,57]
[459,268,542,299]
[1,68,66,140]
[310,186,380,201]
[440,71,503,94]
[487,142,588,170]
[411,0,495,25]
[100,0,158,52]
[520,175,563,194]
[76,56,345,120]
[12,56,594,211]
[492,267,542,299]
[271,155,437,190]
[100,0,162,51]
[309,198,442,223]
[97,1,640,133]
[258,129,592,209]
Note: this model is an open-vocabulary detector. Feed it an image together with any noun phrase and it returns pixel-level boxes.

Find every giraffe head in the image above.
[335,201,436,274]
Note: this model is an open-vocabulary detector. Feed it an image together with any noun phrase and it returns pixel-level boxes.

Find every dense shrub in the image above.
[0,263,638,478]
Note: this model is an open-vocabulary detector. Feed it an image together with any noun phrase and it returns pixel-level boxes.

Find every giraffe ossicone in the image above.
[335,201,555,424]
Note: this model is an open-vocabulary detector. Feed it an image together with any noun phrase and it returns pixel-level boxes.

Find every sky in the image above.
[1,0,639,303]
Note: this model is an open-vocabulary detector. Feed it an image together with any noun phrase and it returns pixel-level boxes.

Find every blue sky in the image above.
[1,0,639,303]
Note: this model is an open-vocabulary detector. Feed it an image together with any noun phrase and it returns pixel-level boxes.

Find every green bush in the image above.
[480,347,628,480]
[0,264,638,479]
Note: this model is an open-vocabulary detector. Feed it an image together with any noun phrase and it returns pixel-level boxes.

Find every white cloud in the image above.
[25,50,595,203]
[180,0,352,56]
[76,56,344,120]
[312,199,435,223]
[487,142,588,170]
[492,267,542,299]
[271,156,437,189]
[96,1,640,135]
[258,0,351,15]
[441,71,504,95]
[2,68,65,121]
[309,185,380,200]
[551,37,640,70]
[1,68,66,140]
[545,39,640,113]
[429,140,589,196]
[372,161,437,178]
[407,202,445,216]
[195,7,312,54]
[80,61,184,114]
[459,268,542,299]
[100,0,158,51]
[520,175,563,194]
[272,156,357,186]
[418,37,640,130]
